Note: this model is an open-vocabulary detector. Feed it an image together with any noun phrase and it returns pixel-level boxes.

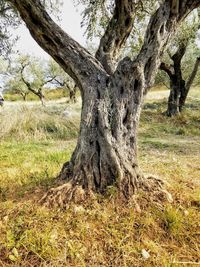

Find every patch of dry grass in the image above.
[0,104,80,141]
[0,90,200,266]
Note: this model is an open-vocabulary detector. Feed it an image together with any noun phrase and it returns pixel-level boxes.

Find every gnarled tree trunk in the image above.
[9,0,200,207]
[60,64,143,198]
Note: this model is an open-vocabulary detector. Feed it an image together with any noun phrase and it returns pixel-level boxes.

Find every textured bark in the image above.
[9,0,200,207]
[58,62,144,198]
[95,0,142,74]
[161,44,200,116]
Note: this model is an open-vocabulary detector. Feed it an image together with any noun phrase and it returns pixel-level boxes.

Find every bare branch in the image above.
[51,77,65,87]
[42,76,57,87]
[160,62,174,78]
[95,0,142,74]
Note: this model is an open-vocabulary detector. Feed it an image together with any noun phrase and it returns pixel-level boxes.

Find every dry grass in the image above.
[0,88,200,266]
[0,103,80,141]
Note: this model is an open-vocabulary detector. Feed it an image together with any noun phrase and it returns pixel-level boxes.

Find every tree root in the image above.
[39,181,94,209]
[39,173,172,210]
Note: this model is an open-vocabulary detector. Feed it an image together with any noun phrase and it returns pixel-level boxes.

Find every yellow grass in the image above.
[0,88,199,266]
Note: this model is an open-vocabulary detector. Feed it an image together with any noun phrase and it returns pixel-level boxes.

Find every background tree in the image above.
[5,55,56,105]
[8,0,200,208]
[159,13,200,116]
[47,59,78,103]
[5,75,29,101]
[4,56,78,103]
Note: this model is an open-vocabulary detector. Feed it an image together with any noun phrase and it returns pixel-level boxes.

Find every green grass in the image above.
[0,88,200,266]
[0,140,76,202]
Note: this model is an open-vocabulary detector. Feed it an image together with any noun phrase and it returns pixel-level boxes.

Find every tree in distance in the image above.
[5,55,78,103]
[47,59,78,103]
[159,12,200,116]
[5,55,55,105]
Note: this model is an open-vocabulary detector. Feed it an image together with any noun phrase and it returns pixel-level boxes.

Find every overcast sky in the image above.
[15,0,86,59]
[11,2,200,60]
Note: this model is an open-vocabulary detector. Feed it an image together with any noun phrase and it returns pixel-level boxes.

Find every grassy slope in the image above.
[0,88,199,267]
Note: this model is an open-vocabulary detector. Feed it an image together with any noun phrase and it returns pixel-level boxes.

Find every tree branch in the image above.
[171,0,179,16]
[20,62,34,92]
[134,0,200,89]
[186,57,200,91]
[160,62,174,78]
[8,0,107,90]
[20,62,44,99]
[95,0,142,74]
[20,70,38,96]
[42,76,57,87]
[171,42,187,64]
[179,0,200,19]
[50,77,72,91]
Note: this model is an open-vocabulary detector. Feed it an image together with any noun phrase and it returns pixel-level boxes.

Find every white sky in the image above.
[11,2,200,60]
[15,0,87,59]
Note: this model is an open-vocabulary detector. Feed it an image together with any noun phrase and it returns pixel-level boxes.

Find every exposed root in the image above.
[39,181,94,209]
[39,172,172,209]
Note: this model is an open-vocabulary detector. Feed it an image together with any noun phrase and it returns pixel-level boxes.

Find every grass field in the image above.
[0,88,199,266]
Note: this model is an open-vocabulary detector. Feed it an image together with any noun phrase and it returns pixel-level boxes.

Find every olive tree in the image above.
[5,75,29,101]
[47,59,78,103]
[8,0,200,208]
[6,55,55,104]
[160,13,200,116]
